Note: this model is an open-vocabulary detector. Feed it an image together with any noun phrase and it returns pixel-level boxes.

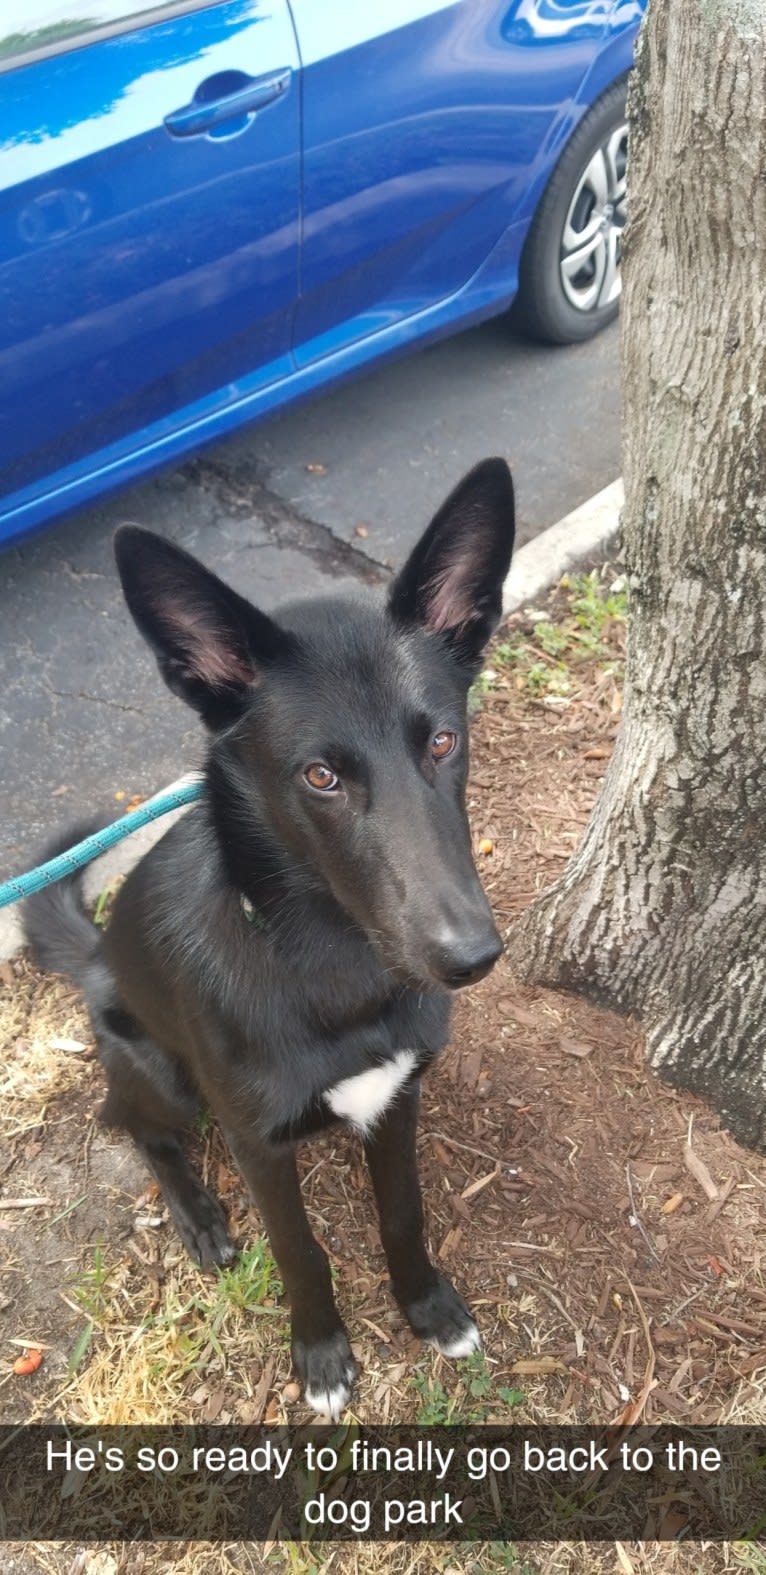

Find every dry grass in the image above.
[0,955,88,1138]
[9,1538,766,1575]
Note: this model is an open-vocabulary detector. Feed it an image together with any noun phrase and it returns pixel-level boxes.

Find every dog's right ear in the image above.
[114,526,293,728]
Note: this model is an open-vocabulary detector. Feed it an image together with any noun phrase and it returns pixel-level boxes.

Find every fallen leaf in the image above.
[240,1356,277,1424]
[203,1385,227,1422]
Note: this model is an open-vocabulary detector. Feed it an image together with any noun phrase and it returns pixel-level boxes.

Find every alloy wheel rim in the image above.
[559,123,628,313]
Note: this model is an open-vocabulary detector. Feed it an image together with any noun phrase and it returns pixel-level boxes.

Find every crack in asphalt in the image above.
[44,685,144,716]
[182,456,392,583]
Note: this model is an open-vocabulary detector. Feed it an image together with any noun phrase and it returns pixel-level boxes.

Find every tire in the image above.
[514,79,629,346]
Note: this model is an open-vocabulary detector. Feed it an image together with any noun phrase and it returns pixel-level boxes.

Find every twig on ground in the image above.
[624,1163,661,1264]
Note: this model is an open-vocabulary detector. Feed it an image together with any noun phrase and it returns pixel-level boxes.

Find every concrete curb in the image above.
[502,476,623,614]
[0,477,623,963]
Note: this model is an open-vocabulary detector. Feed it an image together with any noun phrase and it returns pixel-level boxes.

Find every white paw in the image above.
[304,1379,353,1421]
[431,1321,482,1359]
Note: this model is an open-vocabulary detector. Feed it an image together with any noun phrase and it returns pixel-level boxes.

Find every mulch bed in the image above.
[1,571,764,1575]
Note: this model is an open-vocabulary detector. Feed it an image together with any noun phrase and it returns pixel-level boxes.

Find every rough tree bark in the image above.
[505,0,766,1149]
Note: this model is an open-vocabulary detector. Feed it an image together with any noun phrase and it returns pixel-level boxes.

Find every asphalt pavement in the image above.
[0,316,621,873]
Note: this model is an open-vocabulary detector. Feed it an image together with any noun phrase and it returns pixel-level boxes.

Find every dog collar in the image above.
[240,893,268,933]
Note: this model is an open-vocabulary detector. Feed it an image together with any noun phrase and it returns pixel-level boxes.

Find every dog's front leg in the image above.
[222,1127,358,1418]
[364,1081,481,1357]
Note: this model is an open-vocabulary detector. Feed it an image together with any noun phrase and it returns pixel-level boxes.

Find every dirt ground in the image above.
[2,569,765,1575]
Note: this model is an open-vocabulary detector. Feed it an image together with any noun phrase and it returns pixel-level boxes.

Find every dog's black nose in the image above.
[430,931,503,990]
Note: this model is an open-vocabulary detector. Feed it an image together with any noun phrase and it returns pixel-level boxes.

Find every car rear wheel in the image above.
[514,79,628,345]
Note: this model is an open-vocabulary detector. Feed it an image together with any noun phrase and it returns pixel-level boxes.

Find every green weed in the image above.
[92,876,124,927]
[479,1546,538,1574]
[570,568,628,636]
[412,1351,526,1423]
[67,1241,119,1374]
[267,1543,330,1575]
[142,1240,285,1380]
[472,571,627,703]
[70,1242,115,1322]
[215,1240,283,1310]
[736,1548,766,1573]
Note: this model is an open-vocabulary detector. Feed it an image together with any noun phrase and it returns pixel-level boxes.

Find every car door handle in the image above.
[164,68,291,138]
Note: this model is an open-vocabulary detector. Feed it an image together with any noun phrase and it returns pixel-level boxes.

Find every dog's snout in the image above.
[428,928,503,990]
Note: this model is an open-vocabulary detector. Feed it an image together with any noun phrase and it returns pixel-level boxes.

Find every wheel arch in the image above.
[574,8,642,111]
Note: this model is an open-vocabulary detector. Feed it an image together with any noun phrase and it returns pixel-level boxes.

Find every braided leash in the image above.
[0,779,204,910]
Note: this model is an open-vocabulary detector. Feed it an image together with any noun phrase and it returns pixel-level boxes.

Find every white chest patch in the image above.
[324,1050,417,1136]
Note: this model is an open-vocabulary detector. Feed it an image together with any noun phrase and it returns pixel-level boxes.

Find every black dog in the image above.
[24,458,514,1417]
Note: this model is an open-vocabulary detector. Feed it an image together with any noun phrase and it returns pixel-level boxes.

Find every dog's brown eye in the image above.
[431,731,457,761]
[304,763,339,792]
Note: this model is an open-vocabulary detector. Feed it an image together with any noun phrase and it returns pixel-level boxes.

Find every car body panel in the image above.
[291,0,606,364]
[0,0,300,501]
[0,0,645,547]
[574,0,645,106]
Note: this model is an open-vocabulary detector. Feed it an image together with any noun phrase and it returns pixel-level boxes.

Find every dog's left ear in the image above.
[388,458,515,665]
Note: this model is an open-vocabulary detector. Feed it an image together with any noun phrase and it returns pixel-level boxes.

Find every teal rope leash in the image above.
[0,779,204,911]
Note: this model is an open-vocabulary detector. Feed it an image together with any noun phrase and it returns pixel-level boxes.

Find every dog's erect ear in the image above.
[114,526,293,727]
[387,458,515,665]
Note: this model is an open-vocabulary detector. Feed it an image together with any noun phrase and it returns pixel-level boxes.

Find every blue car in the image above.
[0,0,644,546]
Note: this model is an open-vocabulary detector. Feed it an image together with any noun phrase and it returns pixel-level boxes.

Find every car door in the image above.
[0,0,300,526]
[289,0,611,366]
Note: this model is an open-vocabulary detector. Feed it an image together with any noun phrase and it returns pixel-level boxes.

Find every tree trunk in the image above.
[505,0,766,1150]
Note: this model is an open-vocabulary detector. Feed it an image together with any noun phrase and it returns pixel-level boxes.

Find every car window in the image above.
[0,0,214,68]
